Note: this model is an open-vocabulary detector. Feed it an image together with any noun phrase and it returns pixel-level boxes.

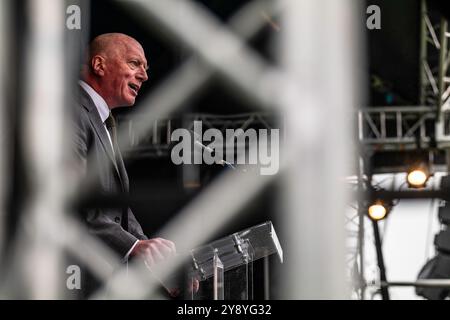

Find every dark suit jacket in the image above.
[73,86,148,259]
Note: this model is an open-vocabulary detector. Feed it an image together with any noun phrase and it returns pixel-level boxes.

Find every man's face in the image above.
[103,39,148,108]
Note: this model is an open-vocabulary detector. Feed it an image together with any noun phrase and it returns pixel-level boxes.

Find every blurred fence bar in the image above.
[22,0,67,299]
[280,0,360,298]
[0,0,9,269]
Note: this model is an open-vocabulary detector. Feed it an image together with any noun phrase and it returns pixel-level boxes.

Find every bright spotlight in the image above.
[368,201,388,221]
[406,166,429,188]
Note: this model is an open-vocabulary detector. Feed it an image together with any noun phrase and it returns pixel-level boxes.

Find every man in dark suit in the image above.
[73,33,176,296]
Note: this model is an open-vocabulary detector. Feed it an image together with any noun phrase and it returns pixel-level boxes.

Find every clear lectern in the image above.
[187,221,283,300]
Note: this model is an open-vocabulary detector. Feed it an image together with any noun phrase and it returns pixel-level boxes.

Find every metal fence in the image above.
[0,0,360,299]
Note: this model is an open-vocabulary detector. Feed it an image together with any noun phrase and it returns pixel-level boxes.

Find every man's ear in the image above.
[91,56,106,76]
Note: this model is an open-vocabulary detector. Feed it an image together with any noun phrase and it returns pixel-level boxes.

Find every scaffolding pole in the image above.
[419,0,427,106]
[438,18,448,122]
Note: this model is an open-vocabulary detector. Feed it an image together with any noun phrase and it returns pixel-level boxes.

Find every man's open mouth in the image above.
[129,83,139,95]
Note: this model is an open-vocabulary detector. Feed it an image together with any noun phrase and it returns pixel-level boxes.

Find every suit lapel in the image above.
[79,88,122,178]
[78,86,130,231]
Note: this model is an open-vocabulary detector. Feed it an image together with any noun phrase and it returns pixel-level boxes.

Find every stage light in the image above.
[368,200,390,221]
[406,164,430,188]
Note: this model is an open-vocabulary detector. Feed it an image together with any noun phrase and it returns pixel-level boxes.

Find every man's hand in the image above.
[130,238,176,267]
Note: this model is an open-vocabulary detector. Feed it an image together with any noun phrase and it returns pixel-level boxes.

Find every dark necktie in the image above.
[105,113,118,157]
[105,113,129,231]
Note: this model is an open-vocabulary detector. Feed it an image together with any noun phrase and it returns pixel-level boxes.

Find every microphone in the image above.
[190,130,236,170]
[194,140,214,154]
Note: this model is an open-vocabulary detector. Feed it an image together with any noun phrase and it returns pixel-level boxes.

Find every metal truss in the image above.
[420,0,450,113]
[345,205,381,300]
[133,104,443,156]
[360,0,450,153]
[421,0,450,145]
[345,186,368,300]
[185,112,276,132]
[119,112,277,158]
[358,106,436,151]
[118,117,173,158]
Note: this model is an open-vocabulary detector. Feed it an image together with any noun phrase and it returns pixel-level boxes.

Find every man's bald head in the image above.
[82,33,148,108]
[86,33,144,68]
